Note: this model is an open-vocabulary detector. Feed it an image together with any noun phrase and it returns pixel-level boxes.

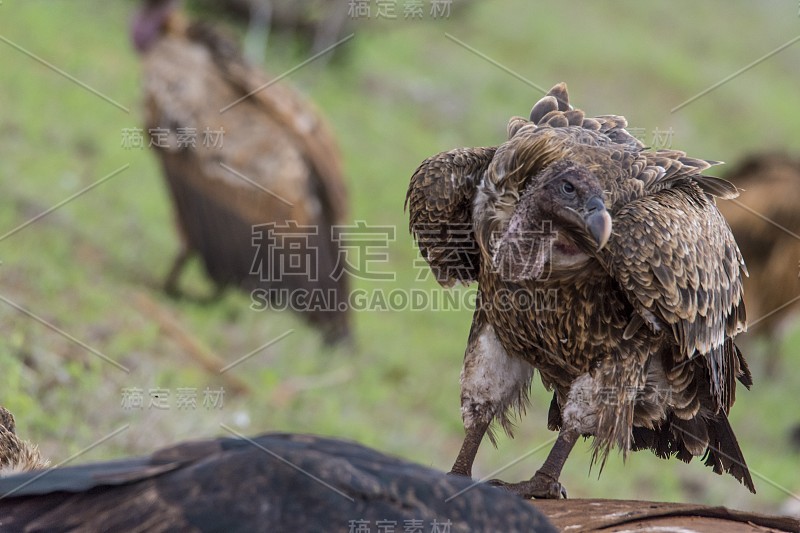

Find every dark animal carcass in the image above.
[0,432,557,532]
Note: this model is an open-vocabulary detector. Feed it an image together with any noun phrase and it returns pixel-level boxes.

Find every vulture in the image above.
[131,0,351,345]
[0,433,557,532]
[0,407,49,477]
[717,153,800,376]
[406,83,755,498]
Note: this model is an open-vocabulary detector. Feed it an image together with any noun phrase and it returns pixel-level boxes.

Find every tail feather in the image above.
[631,413,755,493]
[703,414,756,493]
[671,417,709,457]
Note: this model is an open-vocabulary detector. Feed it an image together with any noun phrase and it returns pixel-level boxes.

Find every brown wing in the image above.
[405,147,496,287]
[602,178,748,410]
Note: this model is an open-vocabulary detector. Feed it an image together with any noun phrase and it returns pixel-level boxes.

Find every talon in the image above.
[485,476,566,500]
[530,470,567,500]
[534,480,565,500]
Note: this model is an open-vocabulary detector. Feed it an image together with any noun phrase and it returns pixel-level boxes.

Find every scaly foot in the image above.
[488,470,567,499]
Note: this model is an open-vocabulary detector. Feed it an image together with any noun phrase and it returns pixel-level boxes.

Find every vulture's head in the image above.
[493,160,611,280]
[131,0,180,53]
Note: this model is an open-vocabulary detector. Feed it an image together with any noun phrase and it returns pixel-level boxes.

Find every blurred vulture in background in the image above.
[131,0,351,345]
[718,154,800,376]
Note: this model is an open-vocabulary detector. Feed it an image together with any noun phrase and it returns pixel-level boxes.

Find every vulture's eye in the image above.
[561,182,576,195]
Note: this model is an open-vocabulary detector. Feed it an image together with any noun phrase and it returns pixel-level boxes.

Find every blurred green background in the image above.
[1,0,798,515]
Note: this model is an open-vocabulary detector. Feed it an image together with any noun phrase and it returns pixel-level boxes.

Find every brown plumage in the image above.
[0,407,49,477]
[717,153,800,376]
[406,83,755,498]
[132,0,351,345]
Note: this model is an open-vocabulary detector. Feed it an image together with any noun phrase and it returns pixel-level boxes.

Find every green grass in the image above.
[1,0,799,515]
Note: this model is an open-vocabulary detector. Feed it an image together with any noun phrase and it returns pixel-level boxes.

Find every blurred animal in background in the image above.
[0,406,49,477]
[131,0,352,345]
[191,0,353,65]
[0,433,557,532]
[407,83,754,498]
[717,153,800,377]
[790,423,800,453]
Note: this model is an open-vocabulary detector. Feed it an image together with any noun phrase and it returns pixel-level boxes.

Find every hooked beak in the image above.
[583,196,612,250]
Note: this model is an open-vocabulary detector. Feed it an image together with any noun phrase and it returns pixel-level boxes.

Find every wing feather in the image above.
[405,148,496,287]
[602,180,747,410]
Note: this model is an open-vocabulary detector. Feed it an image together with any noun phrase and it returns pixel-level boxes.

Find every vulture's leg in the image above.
[493,350,648,500]
[450,418,490,477]
[164,246,192,297]
[449,321,534,478]
[490,373,598,499]
[489,429,577,499]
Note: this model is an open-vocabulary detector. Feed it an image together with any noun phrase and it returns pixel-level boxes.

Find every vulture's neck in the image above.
[163,10,189,38]
[550,233,592,270]
[493,201,593,281]
[492,203,552,281]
